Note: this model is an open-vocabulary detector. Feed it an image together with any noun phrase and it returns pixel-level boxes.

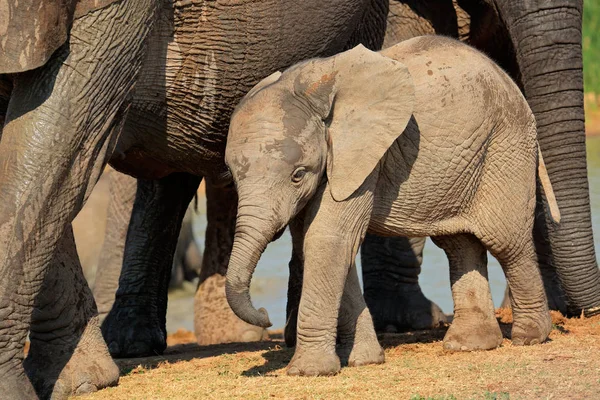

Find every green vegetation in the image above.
[584,0,600,93]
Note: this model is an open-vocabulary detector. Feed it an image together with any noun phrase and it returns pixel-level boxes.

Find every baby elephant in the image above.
[225,36,559,376]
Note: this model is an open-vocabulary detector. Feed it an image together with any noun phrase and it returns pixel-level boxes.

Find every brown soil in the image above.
[76,310,600,400]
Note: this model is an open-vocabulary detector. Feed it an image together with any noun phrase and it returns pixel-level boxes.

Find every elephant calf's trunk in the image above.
[225,218,273,328]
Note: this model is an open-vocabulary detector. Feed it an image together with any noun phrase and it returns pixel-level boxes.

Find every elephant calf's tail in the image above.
[537,145,561,224]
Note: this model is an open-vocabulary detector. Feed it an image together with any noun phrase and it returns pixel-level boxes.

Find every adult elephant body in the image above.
[0,0,388,398]
[93,0,390,356]
[360,0,600,335]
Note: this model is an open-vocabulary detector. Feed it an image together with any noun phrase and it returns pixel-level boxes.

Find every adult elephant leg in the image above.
[102,173,200,357]
[496,0,600,316]
[0,2,157,397]
[361,235,447,332]
[93,169,137,321]
[194,180,267,345]
[24,228,119,398]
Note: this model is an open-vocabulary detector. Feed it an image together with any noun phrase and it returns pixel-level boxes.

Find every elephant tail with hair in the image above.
[537,145,561,224]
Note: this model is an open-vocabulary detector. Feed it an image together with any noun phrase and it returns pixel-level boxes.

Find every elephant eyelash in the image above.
[292,167,307,183]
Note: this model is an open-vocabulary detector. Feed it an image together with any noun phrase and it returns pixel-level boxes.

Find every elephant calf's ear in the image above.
[245,71,283,98]
[322,45,415,201]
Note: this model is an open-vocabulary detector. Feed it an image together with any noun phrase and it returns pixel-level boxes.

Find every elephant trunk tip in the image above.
[225,280,272,328]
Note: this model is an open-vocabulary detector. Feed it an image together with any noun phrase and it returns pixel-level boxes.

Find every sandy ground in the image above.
[76,310,600,400]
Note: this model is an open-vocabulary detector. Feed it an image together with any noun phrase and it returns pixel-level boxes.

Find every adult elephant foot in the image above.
[25,317,119,399]
[102,300,167,358]
[25,229,120,399]
[361,235,447,333]
[194,274,268,345]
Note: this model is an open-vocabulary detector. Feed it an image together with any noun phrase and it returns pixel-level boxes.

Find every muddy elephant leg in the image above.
[102,173,200,357]
[25,228,119,398]
[194,180,267,345]
[284,213,305,348]
[287,183,375,377]
[361,235,446,332]
[0,3,157,398]
[485,234,552,346]
[431,234,502,351]
[93,169,137,320]
[337,262,384,367]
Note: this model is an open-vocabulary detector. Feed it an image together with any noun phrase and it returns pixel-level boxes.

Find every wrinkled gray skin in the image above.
[98,0,390,358]
[0,0,387,397]
[0,1,158,398]
[83,170,202,321]
[361,0,600,335]
[225,37,556,376]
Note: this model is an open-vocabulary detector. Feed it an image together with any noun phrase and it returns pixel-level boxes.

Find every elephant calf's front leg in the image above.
[287,182,377,376]
[337,263,384,367]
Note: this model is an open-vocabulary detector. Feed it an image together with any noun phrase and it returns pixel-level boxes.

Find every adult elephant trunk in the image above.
[497,0,600,316]
[225,204,275,328]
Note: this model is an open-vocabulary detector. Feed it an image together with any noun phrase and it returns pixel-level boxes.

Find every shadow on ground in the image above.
[115,309,570,377]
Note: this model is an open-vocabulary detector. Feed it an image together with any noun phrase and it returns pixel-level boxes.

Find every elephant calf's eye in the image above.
[292,167,307,183]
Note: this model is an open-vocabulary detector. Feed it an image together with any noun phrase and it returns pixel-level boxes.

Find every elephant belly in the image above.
[118,0,376,179]
[368,120,492,239]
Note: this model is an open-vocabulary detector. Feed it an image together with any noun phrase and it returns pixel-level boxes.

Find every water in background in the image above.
[167,136,600,332]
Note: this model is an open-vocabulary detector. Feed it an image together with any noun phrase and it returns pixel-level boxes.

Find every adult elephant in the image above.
[0,1,159,399]
[75,0,389,359]
[360,0,600,335]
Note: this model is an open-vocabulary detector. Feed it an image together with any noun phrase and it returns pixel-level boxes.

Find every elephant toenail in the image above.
[76,382,97,395]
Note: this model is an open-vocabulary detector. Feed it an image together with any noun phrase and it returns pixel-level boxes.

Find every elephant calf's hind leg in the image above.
[432,234,503,351]
[489,237,551,345]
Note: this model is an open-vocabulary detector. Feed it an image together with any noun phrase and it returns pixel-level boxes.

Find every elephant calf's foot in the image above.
[194,274,268,345]
[443,313,503,351]
[511,310,552,346]
[337,309,385,367]
[25,317,119,399]
[341,338,385,367]
[287,348,341,376]
[365,285,447,333]
[102,300,166,358]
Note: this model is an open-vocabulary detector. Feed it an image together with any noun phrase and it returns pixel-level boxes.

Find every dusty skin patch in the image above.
[75,311,600,399]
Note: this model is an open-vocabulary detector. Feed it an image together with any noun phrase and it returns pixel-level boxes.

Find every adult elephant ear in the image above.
[0,0,118,73]
[292,44,415,201]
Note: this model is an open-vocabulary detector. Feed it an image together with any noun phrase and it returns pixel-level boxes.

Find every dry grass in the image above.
[77,310,600,400]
